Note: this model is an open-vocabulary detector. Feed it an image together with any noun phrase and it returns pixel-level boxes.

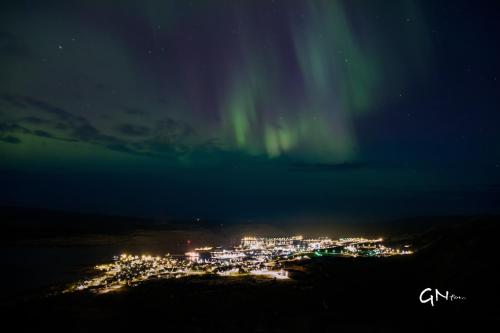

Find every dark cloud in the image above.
[1,94,113,143]
[19,96,86,125]
[1,94,218,160]
[33,129,54,138]
[21,116,51,124]
[116,124,150,136]
[1,94,87,129]
[155,118,194,144]
[73,124,107,141]
[0,121,30,134]
[54,123,69,130]
[1,93,28,109]
[0,135,21,144]
[0,120,78,143]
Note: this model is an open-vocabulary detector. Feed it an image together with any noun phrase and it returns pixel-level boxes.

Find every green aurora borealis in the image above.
[1,0,499,219]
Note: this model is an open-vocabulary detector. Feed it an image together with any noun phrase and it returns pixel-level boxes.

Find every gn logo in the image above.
[419,288,466,306]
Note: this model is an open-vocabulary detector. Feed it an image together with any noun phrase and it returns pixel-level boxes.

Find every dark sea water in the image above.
[0,228,236,302]
[1,245,120,300]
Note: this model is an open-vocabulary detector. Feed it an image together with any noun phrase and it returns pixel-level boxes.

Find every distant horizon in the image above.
[3,203,498,228]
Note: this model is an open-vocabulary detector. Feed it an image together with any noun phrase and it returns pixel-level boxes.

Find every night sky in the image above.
[1,0,499,221]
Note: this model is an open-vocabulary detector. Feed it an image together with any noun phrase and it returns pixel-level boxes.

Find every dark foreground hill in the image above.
[2,216,499,332]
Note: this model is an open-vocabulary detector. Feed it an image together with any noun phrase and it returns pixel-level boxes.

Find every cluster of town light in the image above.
[67,235,412,294]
